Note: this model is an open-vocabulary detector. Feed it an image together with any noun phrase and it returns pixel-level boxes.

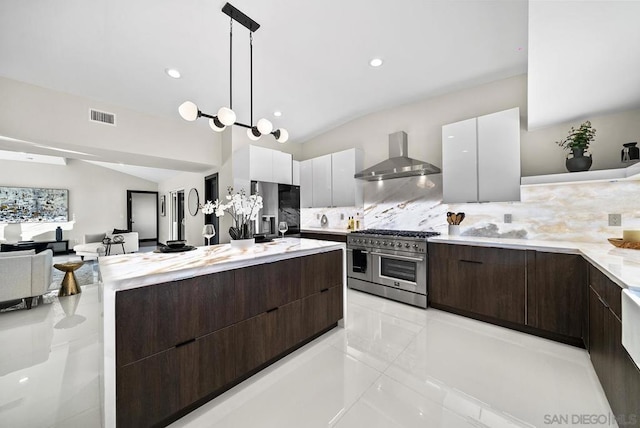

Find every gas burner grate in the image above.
[350,229,440,238]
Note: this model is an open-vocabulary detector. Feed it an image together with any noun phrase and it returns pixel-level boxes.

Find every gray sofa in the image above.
[0,249,53,309]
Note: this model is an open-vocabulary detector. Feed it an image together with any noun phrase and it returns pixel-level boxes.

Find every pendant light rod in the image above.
[178,2,288,143]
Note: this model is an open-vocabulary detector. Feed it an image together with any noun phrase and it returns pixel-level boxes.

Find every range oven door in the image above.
[371,251,426,295]
[347,248,372,282]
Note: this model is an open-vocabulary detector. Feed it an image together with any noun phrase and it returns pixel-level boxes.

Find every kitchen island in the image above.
[99,238,345,428]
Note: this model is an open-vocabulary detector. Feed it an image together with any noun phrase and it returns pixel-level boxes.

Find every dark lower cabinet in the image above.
[300,232,347,243]
[301,285,343,338]
[235,300,303,375]
[526,251,587,343]
[115,249,344,427]
[116,326,235,428]
[429,243,525,324]
[589,280,640,426]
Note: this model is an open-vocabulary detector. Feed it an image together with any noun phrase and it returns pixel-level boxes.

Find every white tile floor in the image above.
[0,280,614,428]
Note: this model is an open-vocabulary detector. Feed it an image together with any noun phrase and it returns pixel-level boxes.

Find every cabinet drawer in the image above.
[116,325,235,428]
[116,270,236,366]
[235,299,303,376]
[301,250,343,297]
[235,257,301,320]
[590,265,621,319]
[430,243,524,266]
[301,285,343,338]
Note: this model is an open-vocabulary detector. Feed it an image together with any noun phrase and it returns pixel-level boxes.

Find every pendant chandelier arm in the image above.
[229,18,233,110]
[250,32,253,126]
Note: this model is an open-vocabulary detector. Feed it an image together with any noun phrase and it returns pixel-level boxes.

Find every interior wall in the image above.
[0,76,222,168]
[0,159,157,245]
[300,74,640,177]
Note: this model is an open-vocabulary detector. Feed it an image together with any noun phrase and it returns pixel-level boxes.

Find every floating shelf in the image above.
[521,162,640,186]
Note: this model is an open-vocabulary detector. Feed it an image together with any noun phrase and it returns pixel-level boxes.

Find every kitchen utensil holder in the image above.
[448,225,461,236]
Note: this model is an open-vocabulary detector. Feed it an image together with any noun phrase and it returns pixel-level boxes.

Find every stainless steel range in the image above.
[346,229,440,308]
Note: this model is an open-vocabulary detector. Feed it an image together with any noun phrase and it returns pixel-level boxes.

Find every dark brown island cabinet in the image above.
[300,231,347,243]
[428,242,640,425]
[114,250,343,427]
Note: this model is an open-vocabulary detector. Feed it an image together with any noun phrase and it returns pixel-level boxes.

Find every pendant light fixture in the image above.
[178,2,289,143]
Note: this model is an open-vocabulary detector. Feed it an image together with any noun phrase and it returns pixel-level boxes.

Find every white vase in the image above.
[230,238,255,250]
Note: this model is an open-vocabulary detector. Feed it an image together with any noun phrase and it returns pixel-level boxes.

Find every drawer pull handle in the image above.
[267,307,279,313]
[459,259,483,264]
[320,288,330,293]
[175,338,196,348]
[598,295,610,308]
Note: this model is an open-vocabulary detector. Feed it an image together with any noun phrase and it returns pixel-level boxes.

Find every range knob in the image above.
[405,243,410,248]
[375,241,380,245]
[383,242,388,246]
[396,242,402,248]
[413,244,418,249]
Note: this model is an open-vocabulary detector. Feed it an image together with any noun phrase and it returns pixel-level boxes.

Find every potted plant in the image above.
[213,187,263,248]
[555,120,596,172]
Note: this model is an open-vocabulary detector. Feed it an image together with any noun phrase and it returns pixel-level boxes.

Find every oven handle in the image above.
[370,252,424,262]
[346,248,369,254]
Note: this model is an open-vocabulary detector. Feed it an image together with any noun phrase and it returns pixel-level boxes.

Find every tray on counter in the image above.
[154,245,197,253]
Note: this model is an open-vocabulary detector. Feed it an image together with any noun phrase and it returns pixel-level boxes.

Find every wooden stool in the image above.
[54,261,85,296]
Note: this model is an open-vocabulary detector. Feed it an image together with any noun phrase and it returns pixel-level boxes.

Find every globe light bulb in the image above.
[178,101,199,121]
[209,118,226,132]
[275,128,289,143]
[257,118,273,135]
[247,127,261,141]
[217,107,236,126]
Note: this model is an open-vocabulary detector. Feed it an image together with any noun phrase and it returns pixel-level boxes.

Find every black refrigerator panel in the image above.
[278,184,300,235]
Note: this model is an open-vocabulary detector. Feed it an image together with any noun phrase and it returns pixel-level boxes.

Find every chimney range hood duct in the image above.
[354,131,441,181]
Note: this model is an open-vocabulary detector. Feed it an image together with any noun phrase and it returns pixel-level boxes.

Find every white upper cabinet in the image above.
[235,145,292,184]
[300,148,363,208]
[312,154,332,208]
[292,160,300,186]
[300,159,313,208]
[272,150,293,185]
[300,160,313,208]
[442,107,520,203]
[477,108,520,202]
[331,149,364,207]
[442,118,478,204]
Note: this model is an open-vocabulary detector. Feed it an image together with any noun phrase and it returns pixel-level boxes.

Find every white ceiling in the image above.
[0,0,529,145]
[1,0,638,178]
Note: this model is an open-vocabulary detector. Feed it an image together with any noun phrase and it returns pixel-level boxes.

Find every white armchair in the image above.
[0,249,53,309]
[73,232,139,260]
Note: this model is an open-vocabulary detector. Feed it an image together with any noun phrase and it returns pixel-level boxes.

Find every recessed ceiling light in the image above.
[273,111,282,117]
[369,58,383,67]
[165,68,181,79]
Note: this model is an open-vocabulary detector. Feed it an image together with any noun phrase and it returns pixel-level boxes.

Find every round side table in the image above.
[54,261,85,296]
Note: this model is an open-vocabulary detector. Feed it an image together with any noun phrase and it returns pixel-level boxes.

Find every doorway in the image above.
[127,190,158,245]
[204,173,219,245]
[170,189,185,241]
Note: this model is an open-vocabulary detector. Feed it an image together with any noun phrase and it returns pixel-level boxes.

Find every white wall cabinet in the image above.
[292,160,300,186]
[312,154,332,208]
[300,148,363,208]
[300,159,313,208]
[442,107,520,203]
[234,145,293,185]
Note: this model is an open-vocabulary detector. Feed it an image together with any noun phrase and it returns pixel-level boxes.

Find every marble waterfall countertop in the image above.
[99,238,345,292]
[429,235,640,291]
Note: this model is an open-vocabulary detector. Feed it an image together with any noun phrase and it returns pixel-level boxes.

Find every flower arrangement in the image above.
[555,120,596,153]
[200,200,215,215]
[213,187,263,240]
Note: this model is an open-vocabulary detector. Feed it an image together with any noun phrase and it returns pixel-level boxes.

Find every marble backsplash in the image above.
[302,174,640,243]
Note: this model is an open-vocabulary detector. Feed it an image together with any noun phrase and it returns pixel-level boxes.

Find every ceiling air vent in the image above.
[89,109,116,126]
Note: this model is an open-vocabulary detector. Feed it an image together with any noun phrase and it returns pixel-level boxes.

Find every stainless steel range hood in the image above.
[354,131,441,181]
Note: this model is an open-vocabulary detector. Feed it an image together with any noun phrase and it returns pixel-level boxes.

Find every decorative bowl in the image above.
[608,238,640,250]
[166,240,187,249]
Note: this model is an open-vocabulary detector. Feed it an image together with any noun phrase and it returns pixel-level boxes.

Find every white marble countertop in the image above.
[301,227,352,235]
[429,235,640,291]
[99,238,345,292]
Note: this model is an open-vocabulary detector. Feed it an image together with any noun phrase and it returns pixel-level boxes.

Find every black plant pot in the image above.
[566,148,592,172]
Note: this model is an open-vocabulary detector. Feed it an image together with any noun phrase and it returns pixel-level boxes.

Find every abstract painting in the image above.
[0,187,68,223]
